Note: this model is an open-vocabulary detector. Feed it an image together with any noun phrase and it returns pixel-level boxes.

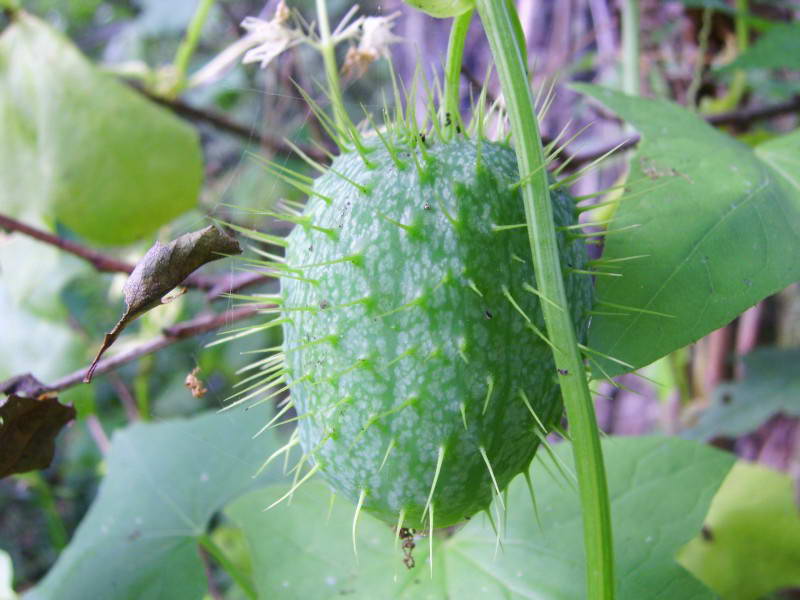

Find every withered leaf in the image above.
[85,226,241,382]
[0,374,75,479]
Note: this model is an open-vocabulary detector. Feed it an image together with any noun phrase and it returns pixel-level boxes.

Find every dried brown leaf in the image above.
[0,374,75,478]
[85,226,241,382]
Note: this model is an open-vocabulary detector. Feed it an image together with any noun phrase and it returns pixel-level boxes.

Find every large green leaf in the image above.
[27,407,280,600]
[684,347,800,440]
[678,461,800,600]
[0,12,202,245]
[0,288,83,382]
[227,436,733,599]
[576,84,800,376]
[0,549,15,600]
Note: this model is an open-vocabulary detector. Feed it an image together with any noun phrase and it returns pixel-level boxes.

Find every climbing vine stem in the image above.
[621,0,640,97]
[315,0,349,137]
[171,0,216,97]
[474,1,615,598]
[443,8,473,137]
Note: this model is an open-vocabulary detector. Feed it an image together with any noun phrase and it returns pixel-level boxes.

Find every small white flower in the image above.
[341,12,402,80]
[240,2,303,69]
[358,12,402,59]
[190,0,302,86]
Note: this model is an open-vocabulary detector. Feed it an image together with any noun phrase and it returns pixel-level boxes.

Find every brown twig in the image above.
[0,213,134,274]
[136,88,329,162]
[707,95,800,127]
[48,305,268,392]
[0,213,271,297]
[107,372,141,421]
[566,95,800,167]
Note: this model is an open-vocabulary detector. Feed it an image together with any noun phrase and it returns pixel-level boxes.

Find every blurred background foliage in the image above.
[0,0,799,598]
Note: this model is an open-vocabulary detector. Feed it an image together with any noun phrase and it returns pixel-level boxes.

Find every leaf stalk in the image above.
[474,1,616,597]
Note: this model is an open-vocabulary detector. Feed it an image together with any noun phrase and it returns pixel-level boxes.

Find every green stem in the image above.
[621,0,640,97]
[315,0,348,138]
[735,0,749,53]
[475,2,615,598]
[134,355,153,421]
[171,0,216,97]
[23,473,68,550]
[702,0,748,113]
[198,533,257,600]
[687,7,713,110]
[444,9,474,136]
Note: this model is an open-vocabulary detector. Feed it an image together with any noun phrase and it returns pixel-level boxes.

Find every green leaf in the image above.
[677,461,800,600]
[575,84,800,376]
[0,549,16,600]
[227,436,733,599]
[0,12,203,245]
[403,0,474,18]
[27,407,280,600]
[684,347,800,440]
[0,374,76,479]
[0,288,83,382]
[723,23,800,72]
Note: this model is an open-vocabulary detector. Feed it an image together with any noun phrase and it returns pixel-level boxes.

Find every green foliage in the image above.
[3,3,799,598]
[685,347,800,440]
[576,85,800,376]
[678,461,800,600]
[0,289,84,381]
[0,12,203,245]
[227,436,733,599]
[27,407,280,600]
[134,0,211,35]
[281,139,592,529]
[723,23,800,72]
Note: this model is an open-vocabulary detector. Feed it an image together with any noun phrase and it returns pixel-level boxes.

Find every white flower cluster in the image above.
[240,1,302,68]
[242,2,401,74]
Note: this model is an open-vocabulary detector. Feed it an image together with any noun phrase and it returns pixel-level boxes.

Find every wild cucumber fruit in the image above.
[280,137,592,529]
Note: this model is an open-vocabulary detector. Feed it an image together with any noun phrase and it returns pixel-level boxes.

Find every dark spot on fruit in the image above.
[484,310,493,319]
[558,368,569,375]
[398,527,417,569]
[701,525,714,542]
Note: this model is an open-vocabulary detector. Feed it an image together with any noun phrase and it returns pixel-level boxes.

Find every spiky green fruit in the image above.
[281,138,591,529]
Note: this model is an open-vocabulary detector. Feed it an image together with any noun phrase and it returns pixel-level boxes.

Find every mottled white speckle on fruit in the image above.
[281,138,592,529]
